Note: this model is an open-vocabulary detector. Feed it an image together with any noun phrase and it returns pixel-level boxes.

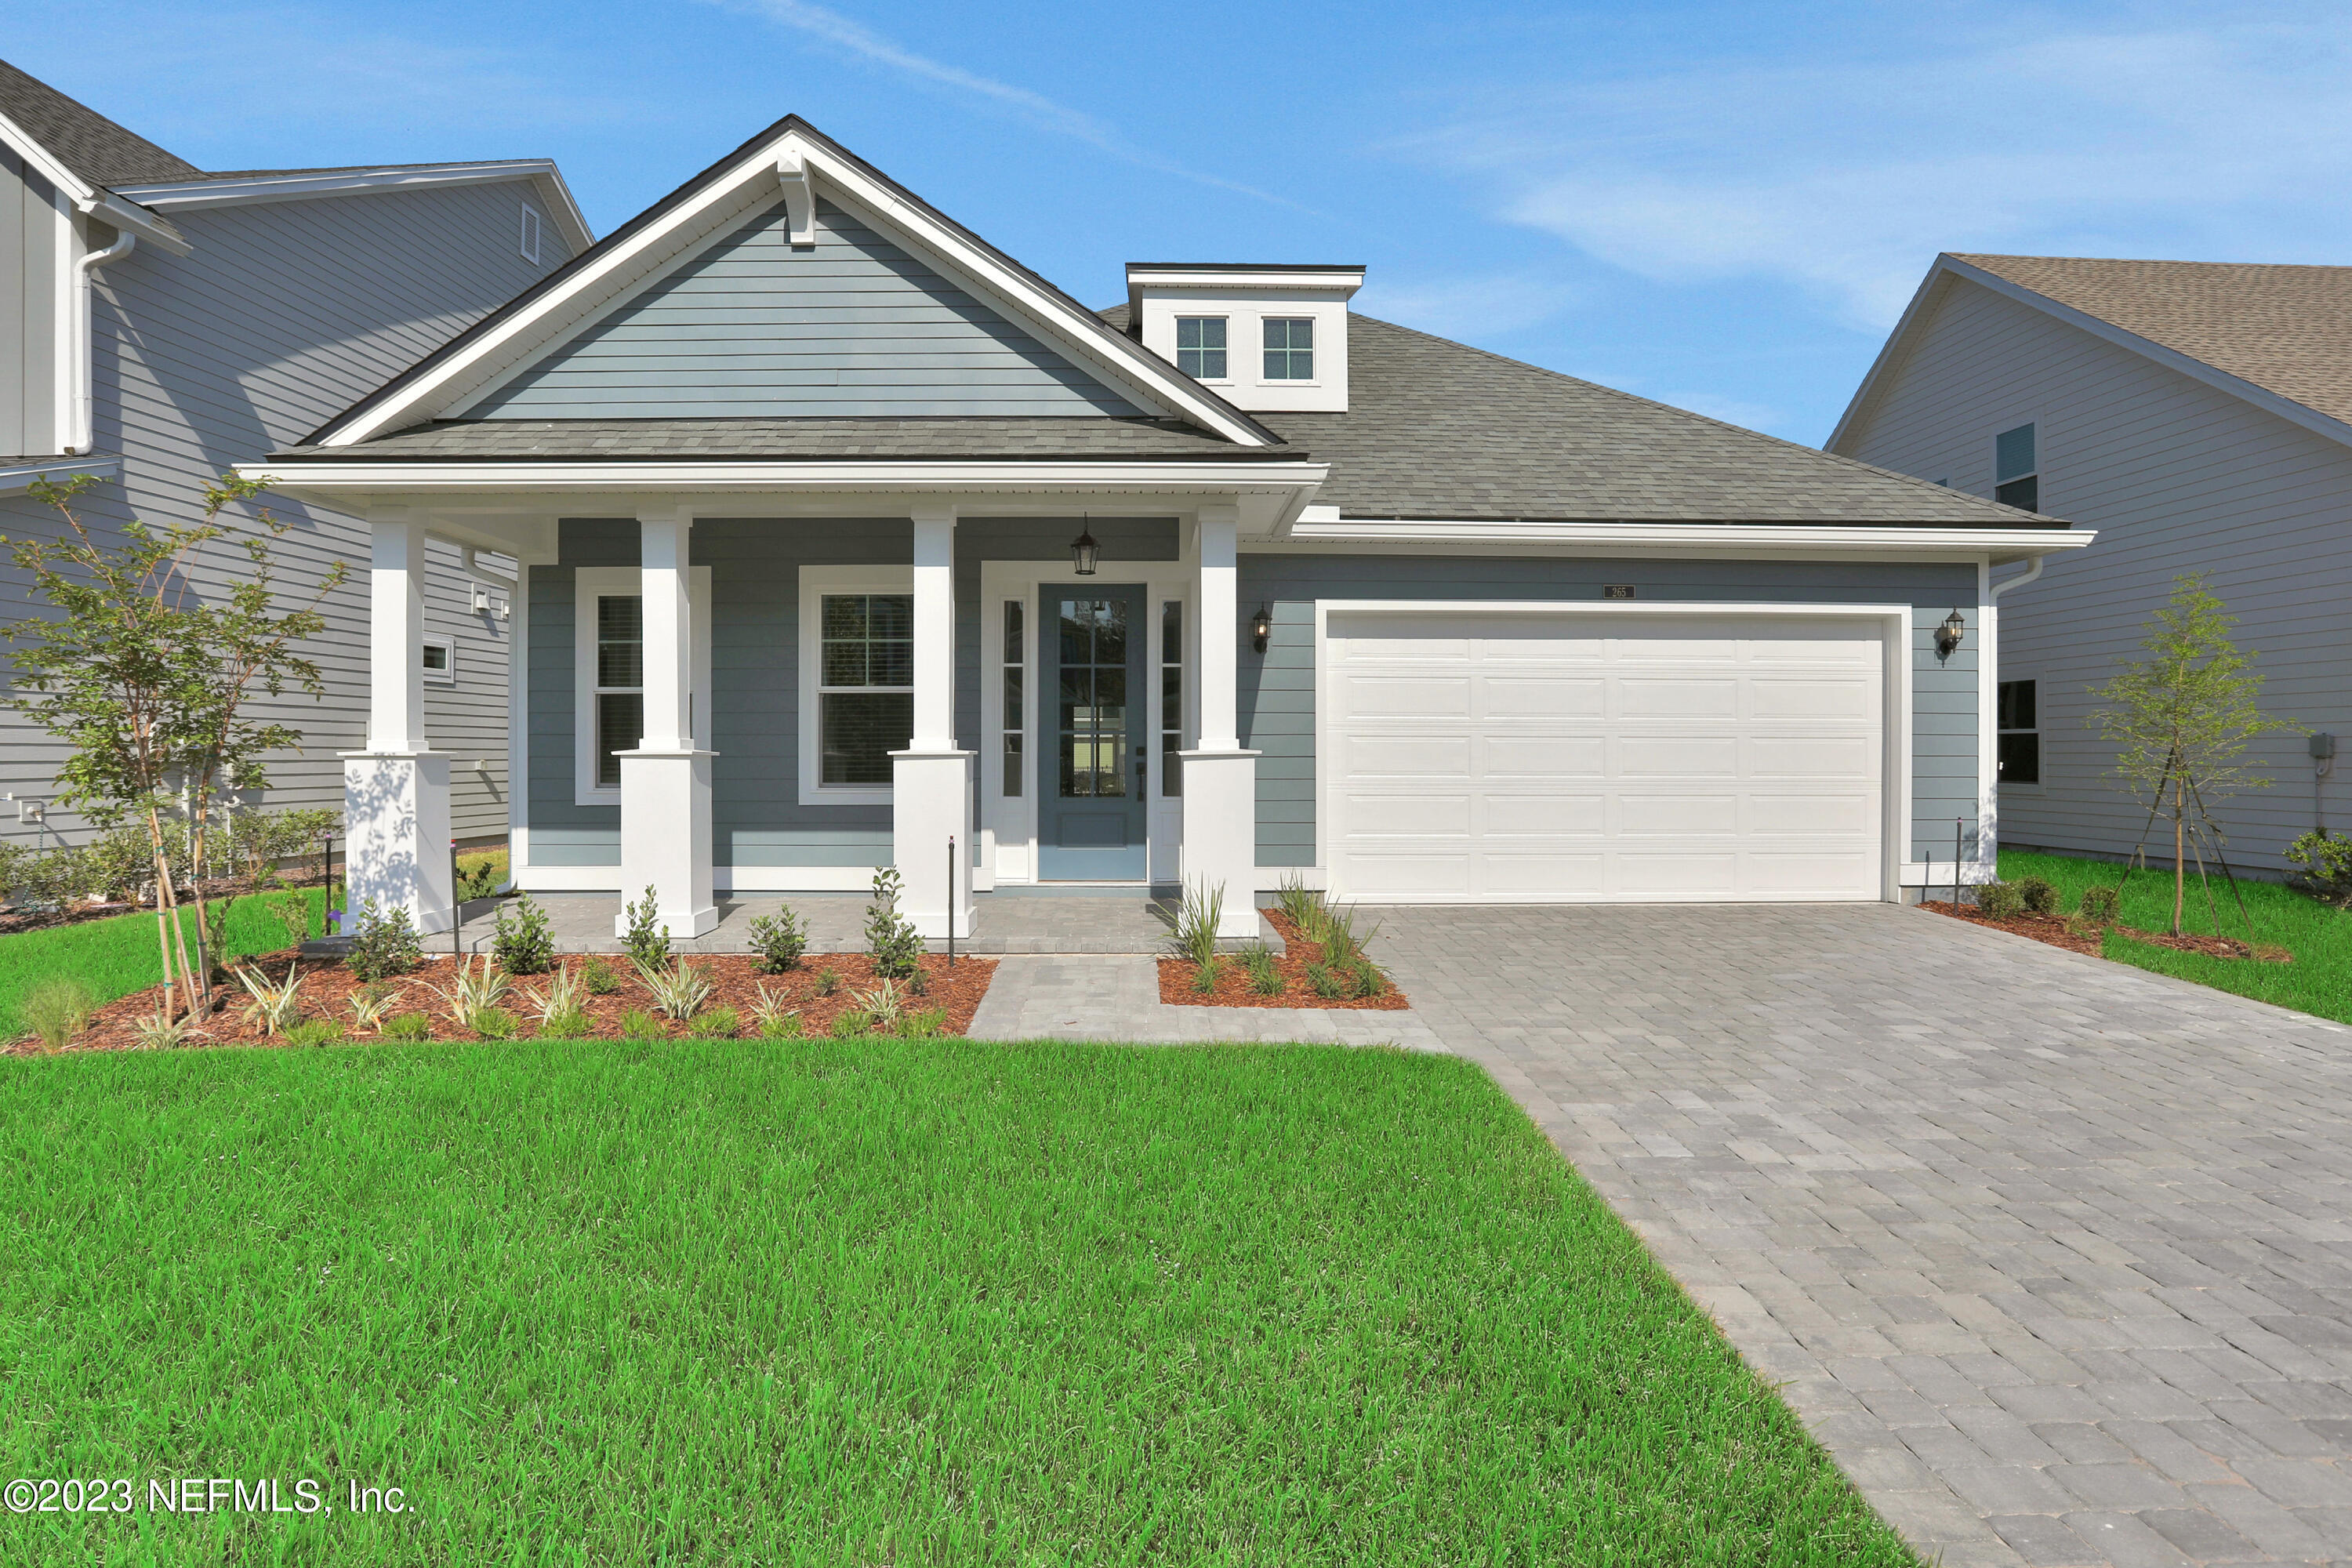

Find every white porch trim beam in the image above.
[616,504,717,938]
[909,503,956,750]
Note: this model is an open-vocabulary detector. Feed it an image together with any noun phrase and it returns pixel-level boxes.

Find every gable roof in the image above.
[303,114,1282,449]
[1831,252,2352,455]
[0,57,198,186]
[1099,306,2052,527]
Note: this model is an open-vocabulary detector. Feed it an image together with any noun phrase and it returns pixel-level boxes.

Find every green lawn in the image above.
[0,1037,1911,1565]
[0,887,328,1039]
[1999,846,2352,1023]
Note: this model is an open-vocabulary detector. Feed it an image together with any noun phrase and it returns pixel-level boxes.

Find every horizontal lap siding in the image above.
[1236,555,1979,867]
[470,199,1139,419]
[1840,281,2352,872]
[0,182,571,848]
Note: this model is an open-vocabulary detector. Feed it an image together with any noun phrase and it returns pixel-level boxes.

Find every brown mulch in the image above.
[1156,909,1411,1009]
[1922,902,2290,963]
[27,950,997,1054]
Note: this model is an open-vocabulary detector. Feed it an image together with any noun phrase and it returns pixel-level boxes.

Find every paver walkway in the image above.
[1373,903,2352,1568]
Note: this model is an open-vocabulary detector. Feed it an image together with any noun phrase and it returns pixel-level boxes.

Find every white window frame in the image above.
[1174,315,1230,383]
[1262,316,1316,382]
[520,203,543,264]
[1997,676,2042,791]
[573,565,710,808]
[1992,418,2040,512]
[421,636,456,685]
[798,564,914,807]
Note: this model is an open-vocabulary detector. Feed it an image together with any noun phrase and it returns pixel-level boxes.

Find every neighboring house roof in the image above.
[0,57,199,185]
[274,416,1290,463]
[1831,252,2352,456]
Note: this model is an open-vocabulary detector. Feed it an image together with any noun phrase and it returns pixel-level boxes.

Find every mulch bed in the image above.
[1922,902,2290,963]
[24,951,997,1054]
[1156,909,1411,1010]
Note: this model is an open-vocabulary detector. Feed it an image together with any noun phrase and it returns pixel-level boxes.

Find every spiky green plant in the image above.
[1173,878,1225,967]
[344,985,401,1035]
[750,983,800,1040]
[234,965,304,1037]
[637,958,715,1022]
[430,956,511,1033]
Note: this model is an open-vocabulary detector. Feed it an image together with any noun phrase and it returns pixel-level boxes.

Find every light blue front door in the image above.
[1040,587,1149,880]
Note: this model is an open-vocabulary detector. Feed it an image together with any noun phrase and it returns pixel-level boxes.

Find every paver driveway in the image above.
[1374,903,2352,1568]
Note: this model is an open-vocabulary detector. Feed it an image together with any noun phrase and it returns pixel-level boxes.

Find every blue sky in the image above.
[7,0,2349,443]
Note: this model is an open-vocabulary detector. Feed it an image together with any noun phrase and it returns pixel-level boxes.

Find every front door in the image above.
[1040,586,1149,880]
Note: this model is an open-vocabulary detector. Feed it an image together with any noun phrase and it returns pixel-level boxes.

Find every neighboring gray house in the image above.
[248,114,2079,943]
[0,60,590,850]
[1829,254,2352,873]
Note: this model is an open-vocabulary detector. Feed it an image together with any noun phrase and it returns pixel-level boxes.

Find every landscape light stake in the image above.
[946,835,956,968]
[322,831,336,935]
[451,840,461,963]
[1955,817,1964,910]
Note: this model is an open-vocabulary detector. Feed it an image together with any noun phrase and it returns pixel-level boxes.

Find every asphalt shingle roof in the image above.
[1953,253,2352,429]
[0,57,198,186]
[276,416,1285,462]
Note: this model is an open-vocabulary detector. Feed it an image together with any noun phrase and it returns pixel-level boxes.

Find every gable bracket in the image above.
[775,151,816,249]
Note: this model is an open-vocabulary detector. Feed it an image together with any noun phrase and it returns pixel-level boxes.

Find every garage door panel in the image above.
[1327,612,1884,903]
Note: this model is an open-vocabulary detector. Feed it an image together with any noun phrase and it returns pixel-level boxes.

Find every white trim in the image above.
[1269,517,2089,566]
[798,564,914,807]
[519,202,542,264]
[0,455,114,495]
[1309,600,1915,904]
[517,863,882,894]
[507,561,531,876]
[1976,557,1997,870]
[573,565,710,807]
[421,635,456,685]
[111,162,593,253]
[242,458,1327,498]
[302,128,1266,448]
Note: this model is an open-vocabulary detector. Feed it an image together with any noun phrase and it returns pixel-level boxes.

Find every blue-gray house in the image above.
[252,114,2083,942]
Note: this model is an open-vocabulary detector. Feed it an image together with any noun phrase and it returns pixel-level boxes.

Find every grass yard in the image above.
[2000,846,2352,1024]
[0,1037,1911,1565]
[0,887,328,1039]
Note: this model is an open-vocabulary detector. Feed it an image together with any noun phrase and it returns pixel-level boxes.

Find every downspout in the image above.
[1987,554,2045,602]
[68,228,135,456]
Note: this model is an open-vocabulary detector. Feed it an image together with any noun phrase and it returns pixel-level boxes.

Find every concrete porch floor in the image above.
[400,890,1284,957]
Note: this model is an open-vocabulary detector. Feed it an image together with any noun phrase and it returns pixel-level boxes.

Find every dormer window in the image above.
[1263,318,1314,379]
[1176,317,1227,379]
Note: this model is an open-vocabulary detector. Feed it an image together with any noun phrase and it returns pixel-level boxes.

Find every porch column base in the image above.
[616,748,718,939]
[342,750,455,935]
[1178,748,1261,938]
[891,747,974,940]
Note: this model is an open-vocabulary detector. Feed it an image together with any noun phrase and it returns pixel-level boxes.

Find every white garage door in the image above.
[1324,611,1886,902]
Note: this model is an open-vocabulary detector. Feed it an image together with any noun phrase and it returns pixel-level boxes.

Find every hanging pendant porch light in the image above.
[1070,517,1099,576]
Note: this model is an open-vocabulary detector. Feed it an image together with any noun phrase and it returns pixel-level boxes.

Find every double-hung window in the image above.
[1998,679,2040,785]
[1176,317,1227,379]
[1994,423,2038,512]
[1263,318,1313,379]
[818,593,913,786]
[593,595,642,788]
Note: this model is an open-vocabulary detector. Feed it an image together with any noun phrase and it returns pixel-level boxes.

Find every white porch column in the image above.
[1179,501,1260,938]
[343,506,454,934]
[891,503,973,939]
[616,505,717,938]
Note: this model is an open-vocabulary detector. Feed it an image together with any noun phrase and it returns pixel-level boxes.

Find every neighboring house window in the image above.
[593,595,643,788]
[1002,599,1025,798]
[1160,599,1182,797]
[818,592,913,786]
[1994,423,2038,512]
[1176,317,1227,379]
[422,638,456,686]
[1998,679,2040,785]
[1263,318,1314,379]
[520,204,543,264]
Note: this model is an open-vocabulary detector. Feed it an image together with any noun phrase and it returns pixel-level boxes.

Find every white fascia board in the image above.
[1265,517,2092,565]
[312,130,1272,449]
[233,457,1329,498]
[0,455,118,495]
[0,113,189,257]
[112,161,592,252]
[78,192,190,256]
[0,111,95,204]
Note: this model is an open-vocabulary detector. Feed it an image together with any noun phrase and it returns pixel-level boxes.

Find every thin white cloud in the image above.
[703,0,1305,209]
[1404,14,2352,330]
[1352,273,1582,341]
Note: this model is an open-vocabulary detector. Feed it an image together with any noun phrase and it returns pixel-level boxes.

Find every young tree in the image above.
[0,475,346,1014]
[2089,574,2294,934]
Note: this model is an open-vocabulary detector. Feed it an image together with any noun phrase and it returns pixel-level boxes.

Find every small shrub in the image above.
[234,966,305,1037]
[1974,880,2025,920]
[620,886,670,971]
[2014,876,2060,916]
[285,1019,344,1049]
[345,984,401,1035]
[346,900,423,984]
[637,958,716,1021]
[521,965,584,1025]
[383,1011,432,1042]
[619,1007,665,1041]
[1305,961,1347,1000]
[750,982,799,1037]
[581,956,622,995]
[853,978,906,1031]
[1174,878,1225,967]
[21,977,97,1048]
[688,1006,740,1040]
[814,965,841,997]
[470,1007,518,1040]
[1274,871,1325,942]
[489,893,556,975]
[902,1007,946,1039]
[1319,905,1377,964]
[273,894,314,953]
[539,1007,593,1039]
[129,1007,203,1050]
[865,867,924,979]
[2286,828,2352,907]
[1349,956,1388,999]
[907,964,930,996]
[747,906,808,972]
[758,1011,802,1041]
[430,955,512,1033]
[2078,884,2123,925]
[831,1009,873,1038]
[1243,943,1283,995]
[1190,957,1220,994]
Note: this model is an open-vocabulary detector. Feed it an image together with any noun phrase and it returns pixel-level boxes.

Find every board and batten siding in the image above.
[1235,555,1981,869]
[1836,278,2352,873]
[469,198,1139,419]
[0,147,63,457]
[0,178,572,848]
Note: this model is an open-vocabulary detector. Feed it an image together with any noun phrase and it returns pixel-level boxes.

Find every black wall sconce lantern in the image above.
[1251,604,1272,654]
[1069,518,1099,576]
[1935,608,1966,659]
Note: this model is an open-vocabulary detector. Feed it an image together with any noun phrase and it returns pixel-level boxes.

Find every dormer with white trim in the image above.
[1127,264,1363,413]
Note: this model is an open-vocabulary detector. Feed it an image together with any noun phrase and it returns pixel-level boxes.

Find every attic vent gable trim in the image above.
[775,151,816,249]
